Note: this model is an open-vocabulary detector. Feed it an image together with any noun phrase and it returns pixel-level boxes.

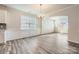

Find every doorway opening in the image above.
[42,16,68,34]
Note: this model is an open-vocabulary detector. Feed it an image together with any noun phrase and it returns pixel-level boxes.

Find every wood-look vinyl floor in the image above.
[0,33,79,54]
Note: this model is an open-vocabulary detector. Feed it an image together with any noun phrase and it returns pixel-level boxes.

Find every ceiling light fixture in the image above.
[38,4,44,20]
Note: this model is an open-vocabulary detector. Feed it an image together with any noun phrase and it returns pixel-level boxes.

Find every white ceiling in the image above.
[5,4,73,16]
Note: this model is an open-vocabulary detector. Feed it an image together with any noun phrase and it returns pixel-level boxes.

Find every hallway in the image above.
[0,33,79,54]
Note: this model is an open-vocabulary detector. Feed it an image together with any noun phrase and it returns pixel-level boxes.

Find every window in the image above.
[21,15,37,31]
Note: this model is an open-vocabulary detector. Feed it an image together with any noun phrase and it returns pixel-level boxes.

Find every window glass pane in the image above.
[21,15,37,31]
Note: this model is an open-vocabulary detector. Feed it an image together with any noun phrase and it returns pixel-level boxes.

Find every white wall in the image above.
[42,17,54,34]
[48,5,79,43]
[5,7,40,41]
